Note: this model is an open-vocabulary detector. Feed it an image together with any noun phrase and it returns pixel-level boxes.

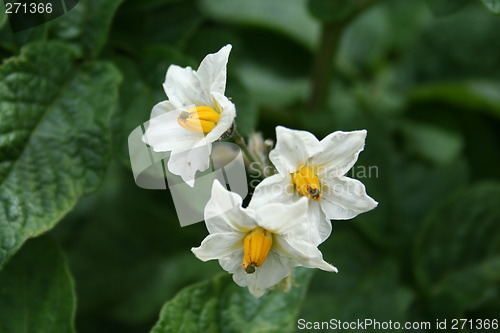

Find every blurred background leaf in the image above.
[0,237,76,333]
[301,231,414,329]
[199,0,319,50]
[110,0,202,55]
[409,80,500,120]
[48,0,124,57]
[481,0,500,13]
[414,182,500,317]
[425,0,472,16]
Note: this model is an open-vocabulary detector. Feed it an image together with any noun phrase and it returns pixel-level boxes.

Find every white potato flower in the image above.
[142,45,236,186]
[249,126,378,246]
[192,180,336,298]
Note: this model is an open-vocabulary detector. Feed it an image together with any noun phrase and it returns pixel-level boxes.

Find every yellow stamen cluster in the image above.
[292,167,322,201]
[177,106,220,133]
[242,227,273,274]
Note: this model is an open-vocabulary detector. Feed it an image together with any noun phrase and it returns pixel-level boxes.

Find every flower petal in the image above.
[218,250,243,274]
[248,174,295,208]
[304,200,332,245]
[312,130,367,178]
[253,197,309,234]
[204,180,256,233]
[269,126,322,175]
[150,100,178,118]
[142,105,203,153]
[197,44,232,96]
[163,65,211,107]
[205,92,236,143]
[192,232,244,261]
[320,176,378,220]
[167,140,211,186]
[275,236,337,272]
[231,250,293,298]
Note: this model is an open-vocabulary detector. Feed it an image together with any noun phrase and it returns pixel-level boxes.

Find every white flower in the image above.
[192,180,336,298]
[142,45,236,186]
[249,126,378,245]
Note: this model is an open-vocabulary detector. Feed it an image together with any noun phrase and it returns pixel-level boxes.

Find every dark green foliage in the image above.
[0,237,76,333]
[425,0,472,16]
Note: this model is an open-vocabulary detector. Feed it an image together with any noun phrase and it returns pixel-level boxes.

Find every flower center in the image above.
[242,227,273,274]
[292,167,322,201]
[177,106,220,133]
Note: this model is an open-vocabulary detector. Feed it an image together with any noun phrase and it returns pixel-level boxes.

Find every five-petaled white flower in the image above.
[192,180,336,298]
[249,126,378,246]
[142,45,236,186]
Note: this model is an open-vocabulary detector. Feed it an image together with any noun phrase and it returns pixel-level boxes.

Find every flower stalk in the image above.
[307,21,344,113]
[307,0,381,112]
[232,130,269,179]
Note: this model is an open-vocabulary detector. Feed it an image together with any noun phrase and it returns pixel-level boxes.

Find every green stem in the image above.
[307,21,343,113]
[307,0,381,113]
[232,130,252,161]
[232,130,267,178]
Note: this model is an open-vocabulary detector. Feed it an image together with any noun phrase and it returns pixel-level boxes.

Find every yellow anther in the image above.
[177,106,220,133]
[292,167,322,201]
[242,227,273,274]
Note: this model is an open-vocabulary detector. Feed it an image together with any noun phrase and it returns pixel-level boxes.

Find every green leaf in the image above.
[0,41,121,269]
[337,1,429,75]
[414,183,500,304]
[236,61,309,110]
[338,5,391,71]
[481,0,500,13]
[49,0,124,57]
[431,256,500,317]
[406,6,500,82]
[0,237,76,333]
[406,81,500,182]
[425,0,471,16]
[409,81,500,120]
[198,0,319,50]
[150,268,314,333]
[0,23,47,54]
[399,120,463,165]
